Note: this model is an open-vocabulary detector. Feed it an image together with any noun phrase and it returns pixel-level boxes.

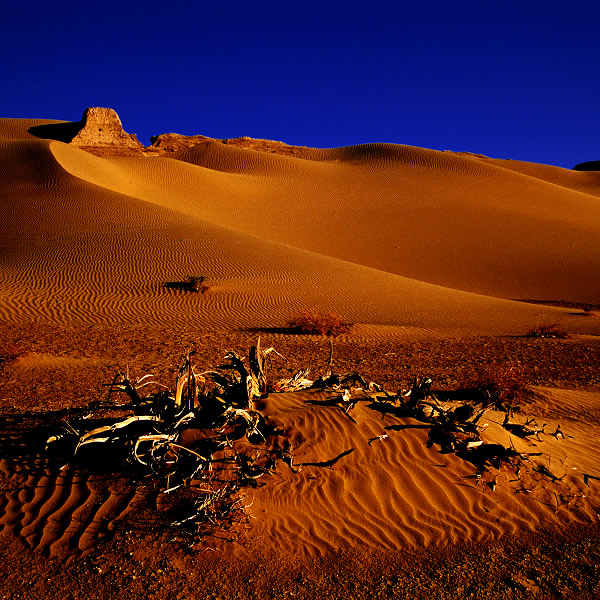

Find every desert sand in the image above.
[0,109,599,598]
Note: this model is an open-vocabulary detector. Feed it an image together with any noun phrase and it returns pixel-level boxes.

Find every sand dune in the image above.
[1,118,599,337]
[486,156,600,198]
[50,137,600,301]
[0,118,67,141]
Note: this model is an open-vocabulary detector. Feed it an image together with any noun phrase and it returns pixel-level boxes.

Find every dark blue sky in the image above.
[2,1,599,168]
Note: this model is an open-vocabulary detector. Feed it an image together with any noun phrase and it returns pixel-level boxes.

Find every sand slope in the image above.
[50,139,600,301]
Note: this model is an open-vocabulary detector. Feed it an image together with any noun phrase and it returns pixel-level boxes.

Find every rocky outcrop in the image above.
[28,107,144,156]
[573,160,600,171]
[29,106,313,159]
[69,107,144,156]
[220,136,312,158]
[147,132,213,153]
[147,132,312,158]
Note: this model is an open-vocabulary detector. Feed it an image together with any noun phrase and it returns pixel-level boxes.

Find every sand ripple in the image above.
[246,390,600,557]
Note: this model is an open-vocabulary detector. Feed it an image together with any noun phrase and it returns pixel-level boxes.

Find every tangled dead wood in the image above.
[44,339,295,542]
[277,355,586,498]
[9,337,592,547]
[341,376,588,499]
[268,349,581,497]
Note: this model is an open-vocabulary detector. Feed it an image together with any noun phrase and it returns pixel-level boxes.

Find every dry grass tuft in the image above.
[289,310,352,337]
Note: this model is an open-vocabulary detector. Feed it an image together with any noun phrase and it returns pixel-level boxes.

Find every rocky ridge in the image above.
[28,107,312,158]
[148,132,312,158]
[26,107,600,168]
[573,160,600,171]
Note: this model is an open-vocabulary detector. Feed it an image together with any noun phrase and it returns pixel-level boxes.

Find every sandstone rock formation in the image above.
[147,132,213,153]
[29,106,313,159]
[220,136,312,157]
[147,132,312,158]
[69,107,144,156]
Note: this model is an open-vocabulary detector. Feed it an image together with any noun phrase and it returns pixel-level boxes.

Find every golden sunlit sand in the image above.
[1,109,599,598]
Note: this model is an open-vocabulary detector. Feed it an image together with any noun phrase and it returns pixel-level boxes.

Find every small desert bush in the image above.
[165,276,208,294]
[470,365,529,411]
[0,343,22,367]
[525,323,569,339]
[289,310,352,337]
[185,275,208,294]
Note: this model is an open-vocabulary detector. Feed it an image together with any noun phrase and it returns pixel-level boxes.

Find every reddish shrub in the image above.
[289,310,352,337]
[526,323,569,339]
[0,343,22,367]
[471,365,529,410]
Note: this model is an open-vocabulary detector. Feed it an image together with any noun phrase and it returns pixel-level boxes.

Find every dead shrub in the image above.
[289,310,352,337]
[185,275,208,293]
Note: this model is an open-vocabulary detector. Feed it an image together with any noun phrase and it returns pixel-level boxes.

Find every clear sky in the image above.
[2,0,599,168]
